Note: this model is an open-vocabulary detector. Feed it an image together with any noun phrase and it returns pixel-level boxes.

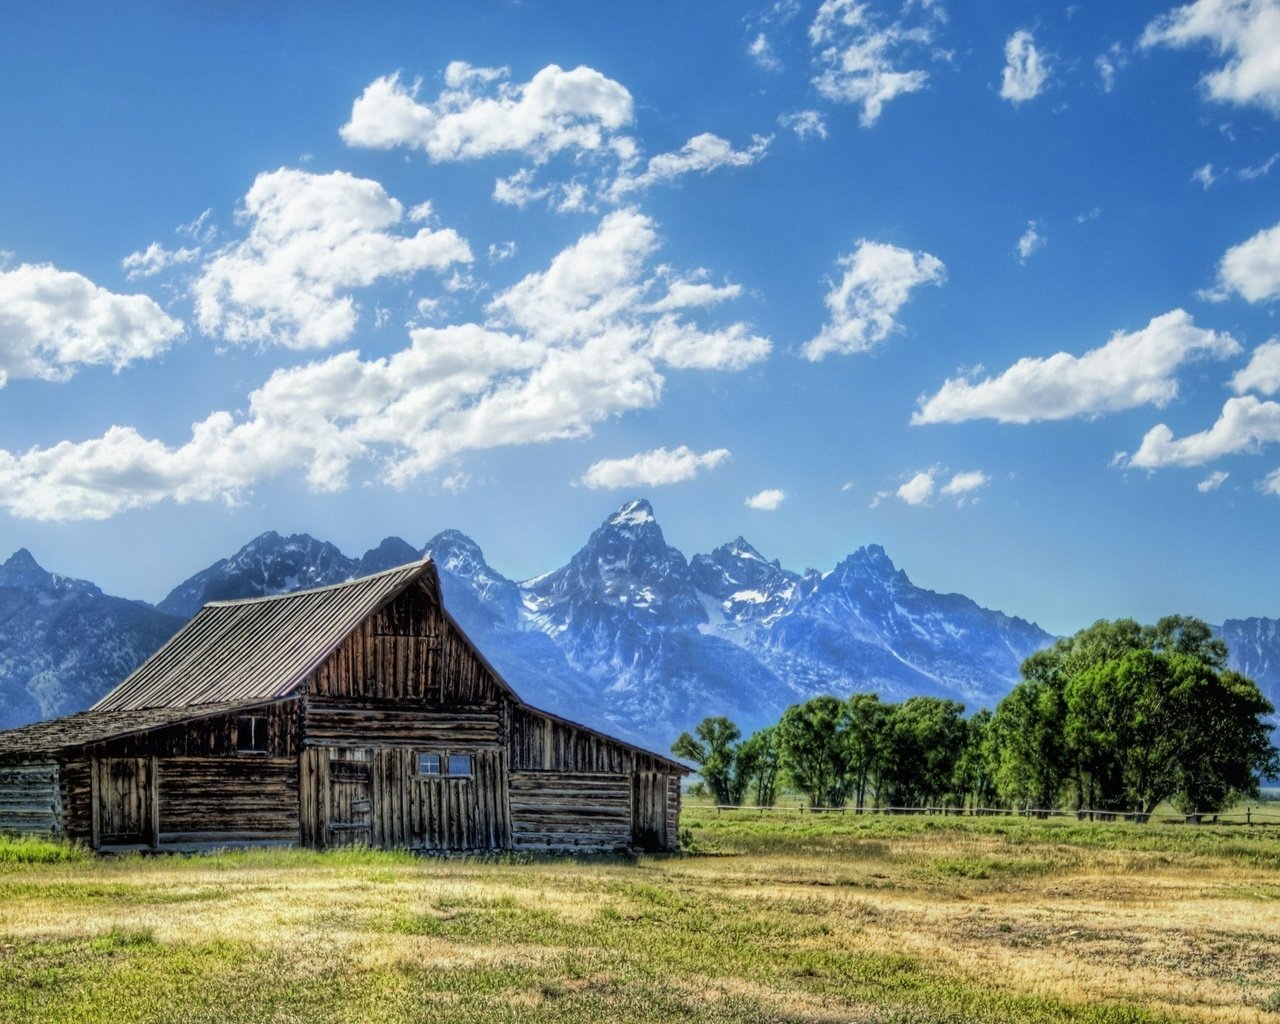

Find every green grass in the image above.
[1,816,1278,1022]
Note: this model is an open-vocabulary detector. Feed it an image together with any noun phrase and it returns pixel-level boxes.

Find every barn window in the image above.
[235,715,268,753]
[417,753,441,777]
[447,753,473,778]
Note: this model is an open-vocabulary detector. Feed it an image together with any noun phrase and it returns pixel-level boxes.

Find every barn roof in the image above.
[93,560,436,713]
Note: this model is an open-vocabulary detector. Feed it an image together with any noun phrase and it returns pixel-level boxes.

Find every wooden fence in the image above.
[710,803,1280,826]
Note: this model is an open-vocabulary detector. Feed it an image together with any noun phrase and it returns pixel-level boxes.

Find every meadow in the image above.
[2,808,1279,1023]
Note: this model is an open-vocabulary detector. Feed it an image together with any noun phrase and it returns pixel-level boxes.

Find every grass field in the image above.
[2,810,1280,1023]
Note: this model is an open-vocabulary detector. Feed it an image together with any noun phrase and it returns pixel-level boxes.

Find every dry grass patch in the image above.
[1,819,1279,1022]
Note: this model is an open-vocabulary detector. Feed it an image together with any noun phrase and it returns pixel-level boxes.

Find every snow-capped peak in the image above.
[608,499,656,528]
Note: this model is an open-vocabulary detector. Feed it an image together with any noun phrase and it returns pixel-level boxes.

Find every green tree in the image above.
[952,708,998,809]
[776,696,850,808]
[881,697,967,807]
[671,716,747,806]
[736,726,780,807]
[1014,615,1277,817]
[840,692,890,810]
[989,677,1069,810]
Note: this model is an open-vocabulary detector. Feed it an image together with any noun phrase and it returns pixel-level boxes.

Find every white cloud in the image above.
[340,64,634,162]
[897,470,935,505]
[778,109,829,139]
[1239,152,1279,179]
[745,488,786,510]
[344,64,769,210]
[0,211,770,520]
[1198,469,1229,490]
[913,309,1239,424]
[809,0,944,126]
[1001,30,1051,103]
[441,471,471,493]
[1261,467,1280,494]
[1206,221,1280,302]
[487,241,518,263]
[0,262,184,387]
[1232,338,1280,394]
[193,168,472,349]
[1192,162,1220,189]
[121,242,201,281]
[609,133,771,197]
[1127,395,1280,467]
[1095,43,1127,92]
[749,32,783,71]
[178,209,216,244]
[803,240,945,360]
[579,445,731,489]
[941,469,990,496]
[1141,0,1280,114]
[1016,220,1046,262]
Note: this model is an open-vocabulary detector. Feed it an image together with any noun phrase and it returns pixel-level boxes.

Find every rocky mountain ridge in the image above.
[2,500,1276,749]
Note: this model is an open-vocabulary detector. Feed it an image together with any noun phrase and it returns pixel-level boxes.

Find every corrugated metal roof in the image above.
[0,699,291,759]
[92,560,434,712]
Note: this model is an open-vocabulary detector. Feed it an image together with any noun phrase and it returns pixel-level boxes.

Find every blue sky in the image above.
[1,1,1279,635]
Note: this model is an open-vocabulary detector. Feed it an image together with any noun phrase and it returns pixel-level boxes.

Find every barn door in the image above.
[326,750,372,847]
[94,757,156,848]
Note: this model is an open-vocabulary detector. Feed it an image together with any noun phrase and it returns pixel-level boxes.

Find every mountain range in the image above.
[1,499,1276,750]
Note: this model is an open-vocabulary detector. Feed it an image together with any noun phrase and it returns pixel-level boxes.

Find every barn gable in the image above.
[0,558,687,853]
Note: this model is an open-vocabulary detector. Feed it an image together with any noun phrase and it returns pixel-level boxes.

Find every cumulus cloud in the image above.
[1126,395,1280,467]
[1205,221,1280,303]
[343,64,768,210]
[897,470,935,505]
[778,109,829,139]
[341,64,634,161]
[193,168,471,349]
[1016,221,1046,262]
[1001,30,1050,103]
[1232,338,1280,394]
[941,469,990,496]
[809,0,944,126]
[745,488,786,510]
[0,263,183,387]
[0,210,771,520]
[913,309,1239,424]
[1198,469,1229,490]
[1141,0,1280,114]
[803,240,945,360]
[1192,162,1220,189]
[579,445,731,489]
[609,133,772,197]
[121,242,201,281]
[1261,467,1280,494]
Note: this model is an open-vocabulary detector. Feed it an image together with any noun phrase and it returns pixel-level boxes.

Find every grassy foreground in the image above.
[2,812,1280,1023]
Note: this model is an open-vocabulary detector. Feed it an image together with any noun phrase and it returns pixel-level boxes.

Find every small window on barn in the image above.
[235,715,268,754]
[417,753,441,777]
[447,753,473,778]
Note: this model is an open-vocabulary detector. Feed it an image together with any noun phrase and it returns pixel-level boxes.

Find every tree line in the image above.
[672,616,1279,817]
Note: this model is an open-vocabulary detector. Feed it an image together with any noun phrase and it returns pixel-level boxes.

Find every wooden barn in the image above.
[0,559,688,853]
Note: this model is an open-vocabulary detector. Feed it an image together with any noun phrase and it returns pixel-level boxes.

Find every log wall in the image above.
[156,757,298,847]
[509,770,632,851]
[0,763,61,835]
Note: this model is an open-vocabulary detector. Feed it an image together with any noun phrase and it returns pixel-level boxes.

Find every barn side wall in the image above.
[508,705,684,852]
[0,762,62,836]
